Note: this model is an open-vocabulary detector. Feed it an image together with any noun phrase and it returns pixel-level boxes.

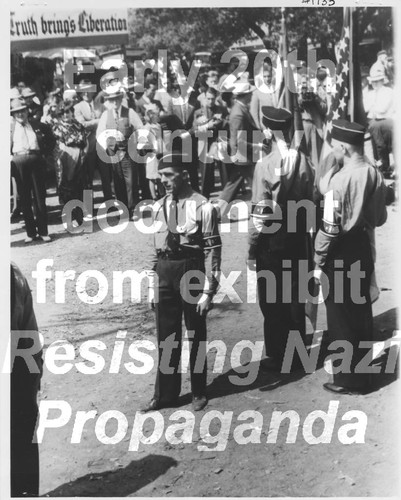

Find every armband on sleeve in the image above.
[322,218,341,236]
[203,234,222,249]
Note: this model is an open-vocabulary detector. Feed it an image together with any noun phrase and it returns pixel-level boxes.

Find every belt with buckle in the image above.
[157,249,203,260]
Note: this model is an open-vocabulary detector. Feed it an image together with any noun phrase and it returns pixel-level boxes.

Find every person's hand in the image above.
[147,271,156,311]
[196,294,213,316]
[246,259,257,271]
[314,268,323,284]
[148,287,155,310]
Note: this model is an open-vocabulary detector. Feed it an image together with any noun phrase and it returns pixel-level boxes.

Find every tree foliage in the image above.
[128,7,393,59]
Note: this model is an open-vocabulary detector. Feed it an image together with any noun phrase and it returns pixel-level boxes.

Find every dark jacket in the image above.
[10,118,56,156]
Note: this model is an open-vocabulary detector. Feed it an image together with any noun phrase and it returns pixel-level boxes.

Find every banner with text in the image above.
[10,9,129,52]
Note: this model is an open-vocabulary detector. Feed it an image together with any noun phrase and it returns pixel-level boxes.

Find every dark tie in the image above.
[166,198,180,252]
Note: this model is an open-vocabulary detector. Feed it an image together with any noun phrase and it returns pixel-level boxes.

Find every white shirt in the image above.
[96,105,143,150]
[12,121,39,154]
[364,86,394,120]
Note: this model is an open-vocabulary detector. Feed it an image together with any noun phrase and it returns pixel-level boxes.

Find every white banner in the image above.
[10,9,128,43]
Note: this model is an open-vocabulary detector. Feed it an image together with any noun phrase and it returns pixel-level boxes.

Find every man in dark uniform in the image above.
[314,119,387,394]
[11,262,43,496]
[143,152,222,412]
[248,107,315,372]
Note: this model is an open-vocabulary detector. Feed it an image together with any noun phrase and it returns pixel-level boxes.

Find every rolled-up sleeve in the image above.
[201,203,222,296]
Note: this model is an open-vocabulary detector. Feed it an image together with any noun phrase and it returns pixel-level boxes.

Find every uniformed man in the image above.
[248,107,315,372]
[143,152,222,412]
[314,119,387,394]
[11,262,43,497]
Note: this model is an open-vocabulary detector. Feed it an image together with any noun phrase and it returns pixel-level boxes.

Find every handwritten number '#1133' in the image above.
[302,0,336,6]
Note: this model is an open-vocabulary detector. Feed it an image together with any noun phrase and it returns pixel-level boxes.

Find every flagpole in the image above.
[281,7,290,110]
[349,7,354,122]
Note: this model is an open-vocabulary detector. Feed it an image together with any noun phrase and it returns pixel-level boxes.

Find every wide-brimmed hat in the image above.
[63,89,77,101]
[21,87,36,98]
[232,82,256,96]
[104,89,124,100]
[77,82,96,93]
[10,98,28,113]
[368,66,388,83]
[10,87,21,99]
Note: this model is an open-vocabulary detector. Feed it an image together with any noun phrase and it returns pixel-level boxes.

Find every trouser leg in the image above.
[112,160,129,209]
[218,164,243,203]
[257,248,306,368]
[183,300,207,397]
[121,155,137,213]
[154,259,184,402]
[137,163,151,200]
[324,231,373,390]
[11,414,39,497]
[14,156,38,238]
[199,160,214,199]
[218,161,228,189]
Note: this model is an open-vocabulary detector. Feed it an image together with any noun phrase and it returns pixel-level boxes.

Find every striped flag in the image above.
[325,7,366,143]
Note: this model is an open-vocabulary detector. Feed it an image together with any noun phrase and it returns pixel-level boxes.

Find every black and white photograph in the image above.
[4,0,399,497]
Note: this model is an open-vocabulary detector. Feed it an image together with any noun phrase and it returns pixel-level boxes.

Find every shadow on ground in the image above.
[42,454,178,497]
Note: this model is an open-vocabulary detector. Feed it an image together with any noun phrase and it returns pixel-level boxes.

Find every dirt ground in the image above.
[10,176,399,498]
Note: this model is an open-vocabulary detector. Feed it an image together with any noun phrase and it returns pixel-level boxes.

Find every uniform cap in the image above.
[331,119,365,145]
[261,106,292,131]
[157,152,192,171]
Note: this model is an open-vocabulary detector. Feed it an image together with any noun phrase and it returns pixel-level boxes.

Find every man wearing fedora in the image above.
[364,66,394,178]
[248,106,315,372]
[314,119,387,394]
[21,87,42,121]
[10,98,55,243]
[217,82,260,213]
[96,86,144,219]
[75,81,113,202]
[370,50,390,82]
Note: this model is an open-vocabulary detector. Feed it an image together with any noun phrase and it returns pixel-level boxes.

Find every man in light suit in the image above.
[192,87,228,198]
[75,82,113,202]
[250,62,279,129]
[217,83,260,212]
